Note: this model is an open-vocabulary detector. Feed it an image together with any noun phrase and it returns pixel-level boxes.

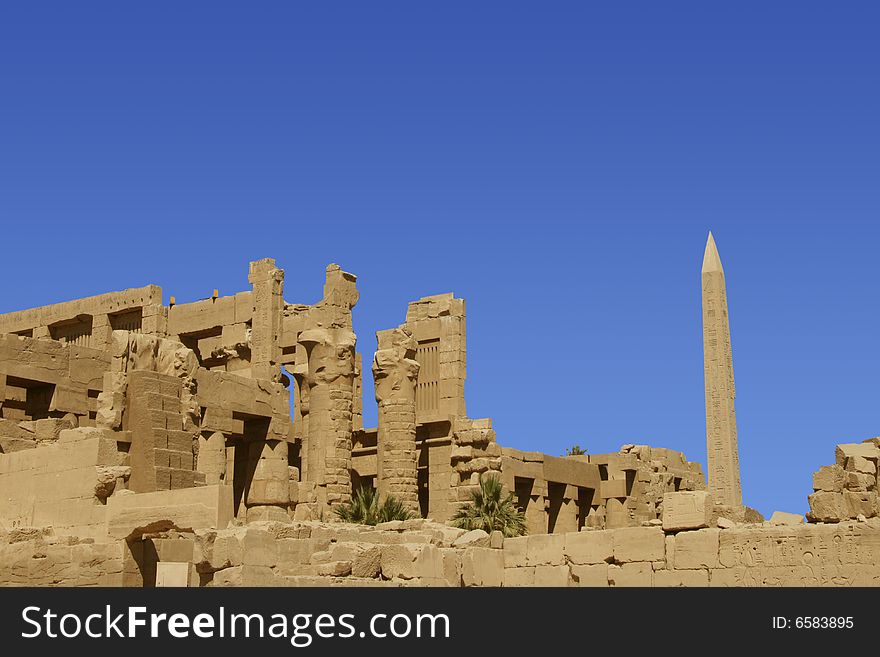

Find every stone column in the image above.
[373,327,421,513]
[299,328,356,514]
[246,438,290,522]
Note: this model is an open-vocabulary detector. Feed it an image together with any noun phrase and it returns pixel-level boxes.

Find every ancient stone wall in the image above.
[6,514,880,587]
[0,286,164,350]
[0,428,127,540]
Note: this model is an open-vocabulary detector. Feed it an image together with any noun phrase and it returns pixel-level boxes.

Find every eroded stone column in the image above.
[373,327,421,513]
[246,438,290,522]
[300,328,356,514]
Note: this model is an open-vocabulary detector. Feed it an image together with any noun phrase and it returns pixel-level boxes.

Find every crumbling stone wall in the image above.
[449,417,502,515]
[591,444,705,528]
[808,438,880,522]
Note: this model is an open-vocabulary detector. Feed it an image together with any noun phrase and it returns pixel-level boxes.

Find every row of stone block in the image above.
[188,519,880,587]
[6,514,880,587]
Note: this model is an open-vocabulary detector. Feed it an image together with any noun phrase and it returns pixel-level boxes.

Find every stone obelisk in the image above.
[702,232,742,507]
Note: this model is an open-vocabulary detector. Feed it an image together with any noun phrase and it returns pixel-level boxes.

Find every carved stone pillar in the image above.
[248,258,284,383]
[300,328,356,514]
[373,327,420,514]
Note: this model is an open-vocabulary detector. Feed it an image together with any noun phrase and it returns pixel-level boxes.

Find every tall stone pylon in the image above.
[702,232,743,507]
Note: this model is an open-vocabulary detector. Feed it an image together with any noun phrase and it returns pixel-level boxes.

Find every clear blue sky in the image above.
[1,3,878,518]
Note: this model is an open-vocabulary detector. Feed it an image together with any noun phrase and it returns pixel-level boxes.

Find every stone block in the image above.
[534,564,571,587]
[769,511,805,526]
[242,527,277,567]
[654,569,709,587]
[451,528,490,548]
[813,465,844,492]
[155,562,192,587]
[502,536,528,568]
[461,547,503,587]
[612,526,665,563]
[526,534,565,566]
[673,529,719,569]
[571,563,608,587]
[845,471,875,492]
[239,565,277,586]
[608,562,653,587]
[106,484,234,539]
[503,566,535,587]
[564,530,612,564]
[662,491,713,531]
[600,479,627,499]
[352,545,382,578]
[380,544,443,581]
[439,548,461,586]
[844,491,879,518]
[836,443,880,466]
[317,561,352,577]
[807,491,847,523]
[847,456,876,475]
[210,566,241,587]
[204,531,244,571]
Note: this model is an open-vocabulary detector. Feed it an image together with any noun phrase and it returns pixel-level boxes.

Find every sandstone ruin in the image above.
[1,240,879,587]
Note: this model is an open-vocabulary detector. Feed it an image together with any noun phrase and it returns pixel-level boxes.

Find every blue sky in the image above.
[1,3,878,517]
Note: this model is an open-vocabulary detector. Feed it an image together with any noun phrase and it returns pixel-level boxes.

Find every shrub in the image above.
[334,486,414,525]
[451,474,527,537]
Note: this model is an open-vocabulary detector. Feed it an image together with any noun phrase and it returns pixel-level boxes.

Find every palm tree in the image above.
[334,485,414,525]
[451,474,527,537]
